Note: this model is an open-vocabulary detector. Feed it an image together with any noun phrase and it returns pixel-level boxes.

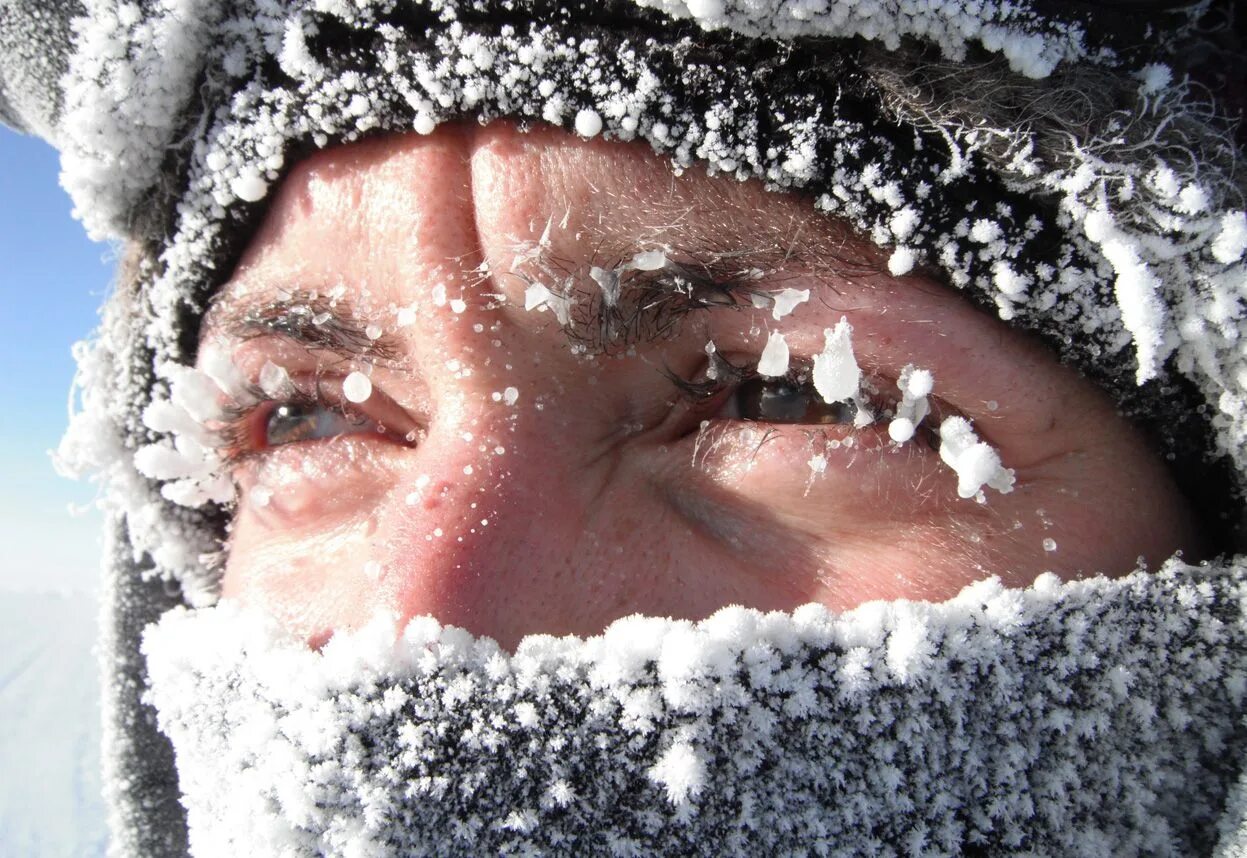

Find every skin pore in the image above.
[203,122,1204,650]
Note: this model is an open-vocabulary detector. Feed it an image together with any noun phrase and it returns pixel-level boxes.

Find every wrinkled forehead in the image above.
[212,123,883,312]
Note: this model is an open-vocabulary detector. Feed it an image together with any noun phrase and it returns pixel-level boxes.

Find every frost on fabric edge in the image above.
[141,555,1245,833]
[627,0,1091,79]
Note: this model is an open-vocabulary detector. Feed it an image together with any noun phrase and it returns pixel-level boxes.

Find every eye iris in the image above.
[264,403,367,447]
[735,377,858,425]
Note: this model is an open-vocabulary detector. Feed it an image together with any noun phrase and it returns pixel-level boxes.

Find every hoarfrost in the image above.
[756,331,790,377]
[648,740,705,807]
[811,317,860,405]
[937,416,1015,499]
[141,563,1247,855]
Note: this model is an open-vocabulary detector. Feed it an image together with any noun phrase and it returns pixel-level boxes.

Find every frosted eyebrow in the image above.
[549,244,879,354]
[203,292,406,365]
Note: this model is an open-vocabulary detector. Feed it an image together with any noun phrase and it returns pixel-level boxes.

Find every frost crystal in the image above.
[812,317,860,405]
[756,331,790,377]
[889,364,934,445]
[770,287,809,321]
[937,416,1015,499]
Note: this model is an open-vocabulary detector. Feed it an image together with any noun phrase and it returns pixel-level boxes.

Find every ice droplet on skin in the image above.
[503,386,520,406]
[363,560,382,581]
[249,485,273,507]
[343,371,372,403]
[757,331,790,377]
[1043,538,1058,552]
[450,298,467,314]
[365,323,383,340]
[888,417,916,444]
[413,112,436,135]
[905,369,934,398]
[937,416,1016,499]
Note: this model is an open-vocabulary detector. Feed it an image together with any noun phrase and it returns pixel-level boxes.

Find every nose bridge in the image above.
[376,390,594,645]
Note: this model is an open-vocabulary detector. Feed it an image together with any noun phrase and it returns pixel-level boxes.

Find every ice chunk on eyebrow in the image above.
[770,288,810,321]
[589,266,622,307]
[937,416,1016,499]
[258,361,294,398]
[524,281,573,326]
[812,317,861,404]
[757,331,790,377]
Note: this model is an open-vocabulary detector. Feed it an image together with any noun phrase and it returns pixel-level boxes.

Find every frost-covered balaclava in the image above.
[4,1,1247,855]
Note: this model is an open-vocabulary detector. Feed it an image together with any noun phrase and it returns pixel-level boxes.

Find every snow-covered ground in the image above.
[0,590,108,856]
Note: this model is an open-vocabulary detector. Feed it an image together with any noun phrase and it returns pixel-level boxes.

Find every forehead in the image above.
[210,123,884,324]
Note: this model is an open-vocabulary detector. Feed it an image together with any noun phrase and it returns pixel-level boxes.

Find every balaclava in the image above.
[3,1,1247,855]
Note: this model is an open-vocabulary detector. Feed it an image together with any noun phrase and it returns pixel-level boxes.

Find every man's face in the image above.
[200,123,1202,649]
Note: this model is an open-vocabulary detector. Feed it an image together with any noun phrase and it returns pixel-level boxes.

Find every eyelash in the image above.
[207,347,941,476]
[666,353,941,449]
[212,378,387,468]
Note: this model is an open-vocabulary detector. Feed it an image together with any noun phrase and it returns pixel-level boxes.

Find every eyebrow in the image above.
[202,292,407,364]
[202,238,885,363]
[519,239,884,355]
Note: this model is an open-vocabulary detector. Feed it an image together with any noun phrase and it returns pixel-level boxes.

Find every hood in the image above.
[3,0,1247,855]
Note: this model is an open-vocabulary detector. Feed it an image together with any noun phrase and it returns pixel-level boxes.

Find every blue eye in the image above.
[263,402,373,447]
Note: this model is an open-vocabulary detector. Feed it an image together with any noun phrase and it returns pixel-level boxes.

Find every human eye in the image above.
[216,372,418,467]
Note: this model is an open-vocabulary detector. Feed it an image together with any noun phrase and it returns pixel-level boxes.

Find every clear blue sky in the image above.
[0,125,113,592]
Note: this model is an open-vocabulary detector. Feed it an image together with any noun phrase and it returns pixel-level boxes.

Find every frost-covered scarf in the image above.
[146,562,1247,857]
[3,1,1247,856]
